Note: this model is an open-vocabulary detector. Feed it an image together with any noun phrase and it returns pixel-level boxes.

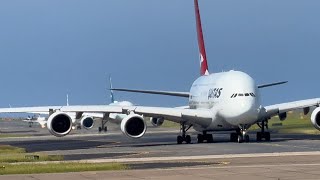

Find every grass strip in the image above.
[0,162,127,175]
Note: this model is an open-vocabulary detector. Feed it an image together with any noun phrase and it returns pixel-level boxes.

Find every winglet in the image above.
[194,0,209,76]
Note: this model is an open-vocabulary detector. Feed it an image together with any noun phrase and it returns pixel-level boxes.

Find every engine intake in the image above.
[47,112,73,137]
[311,107,320,130]
[150,117,164,127]
[80,116,94,130]
[120,114,146,138]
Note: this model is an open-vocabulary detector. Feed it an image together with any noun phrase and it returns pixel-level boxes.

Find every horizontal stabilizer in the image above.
[111,88,190,98]
[258,81,288,89]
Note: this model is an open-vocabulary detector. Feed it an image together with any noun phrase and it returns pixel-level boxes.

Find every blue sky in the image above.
[0,0,319,108]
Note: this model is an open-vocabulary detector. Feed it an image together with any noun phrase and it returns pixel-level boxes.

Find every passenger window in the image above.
[238,94,244,96]
[245,93,249,96]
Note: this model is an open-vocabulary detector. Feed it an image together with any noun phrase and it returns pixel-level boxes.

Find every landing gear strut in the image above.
[98,119,108,133]
[177,122,192,144]
[257,120,270,141]
[197,131,213,143]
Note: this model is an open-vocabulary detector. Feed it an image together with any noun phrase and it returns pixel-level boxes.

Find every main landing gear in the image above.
[230,126,250,143]
[98,119,108,133]
[257,120,270,141]
[177,122,193,144]
[197,131,213,143]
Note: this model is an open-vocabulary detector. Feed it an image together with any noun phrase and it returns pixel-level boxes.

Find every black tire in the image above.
[257,132,262,141]
[238,135,243,143]
[98,127,102,133]
[207,134,214,143]
[177,136,184,144]
[104,126,108,132]
[265,132,271,141]
[186,135,191,144]
[245,134,250,142]
[197,134,204,143]
[230,133,237,142]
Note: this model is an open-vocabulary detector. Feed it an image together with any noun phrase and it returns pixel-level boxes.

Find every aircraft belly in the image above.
[193,117,237,132]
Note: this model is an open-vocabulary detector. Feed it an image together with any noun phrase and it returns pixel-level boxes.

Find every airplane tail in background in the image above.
[194,0,209,76]
[109,75,115,103]
[66,94,69,106]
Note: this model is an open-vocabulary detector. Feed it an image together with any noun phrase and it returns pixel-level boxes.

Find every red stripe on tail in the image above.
[194,0,209,76]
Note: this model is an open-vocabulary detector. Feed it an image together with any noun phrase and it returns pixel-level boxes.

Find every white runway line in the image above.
[80,151,320,163]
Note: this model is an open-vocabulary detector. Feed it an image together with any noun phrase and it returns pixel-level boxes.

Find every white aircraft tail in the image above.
[109,75,115,103]
[194,0,209,76]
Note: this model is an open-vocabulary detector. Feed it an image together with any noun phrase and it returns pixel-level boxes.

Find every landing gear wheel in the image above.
[256,132,262,141]
[197,134,204,143]
[98,127,102,133]
[265,132,271,141]
[104,126,108,132]
[237,135,243,143]
[230,133,238,142]
[206,134,214,143]
[186,135,191,144]
[245,134,250,142]
[177,136,183,144]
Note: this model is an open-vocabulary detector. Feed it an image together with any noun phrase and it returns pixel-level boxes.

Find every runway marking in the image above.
[157,162,320,171]
[80,151,320,163]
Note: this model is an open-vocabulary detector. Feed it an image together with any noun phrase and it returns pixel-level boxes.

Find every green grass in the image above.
[0,145,63,163]
[161,120,180,128]
[0,145,127,175]
[0,145,26,154]
[0,154,63,163]
[0,162,127,175]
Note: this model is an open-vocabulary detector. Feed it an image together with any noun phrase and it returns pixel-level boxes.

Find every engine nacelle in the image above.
[120,114,147,139]
[150,117,164,127]
[47,112,73,137]
[311,107,320,130]
[80,116,94,130]
[279,112,287,121]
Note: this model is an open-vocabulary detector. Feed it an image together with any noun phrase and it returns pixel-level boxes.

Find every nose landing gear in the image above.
[232,125,250,143]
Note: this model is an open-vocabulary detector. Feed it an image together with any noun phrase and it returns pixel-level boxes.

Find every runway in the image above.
[1,120,320,179]
[1,120,320,161]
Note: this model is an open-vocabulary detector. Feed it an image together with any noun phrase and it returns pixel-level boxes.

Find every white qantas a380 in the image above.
[1,0,320,143]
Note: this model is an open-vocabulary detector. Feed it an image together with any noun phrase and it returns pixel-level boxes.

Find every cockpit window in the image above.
[231,93,256,98]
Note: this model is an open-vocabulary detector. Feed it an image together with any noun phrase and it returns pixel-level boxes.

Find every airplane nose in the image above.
[221,99,259,126]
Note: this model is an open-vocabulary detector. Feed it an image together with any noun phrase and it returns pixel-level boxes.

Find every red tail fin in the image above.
[194,0,209,76]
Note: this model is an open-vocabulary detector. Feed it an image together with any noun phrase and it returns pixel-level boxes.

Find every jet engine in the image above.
[150,117,164,127]
[120,114,147,138]
[47,112,73,137]
[311,107,320,130]
[80,116,94,130]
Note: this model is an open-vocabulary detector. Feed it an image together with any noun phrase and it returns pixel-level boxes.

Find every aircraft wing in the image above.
[0,105,213,127]
[0,106,63,114]
[264,98,320,118]
[111,88,190,98]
